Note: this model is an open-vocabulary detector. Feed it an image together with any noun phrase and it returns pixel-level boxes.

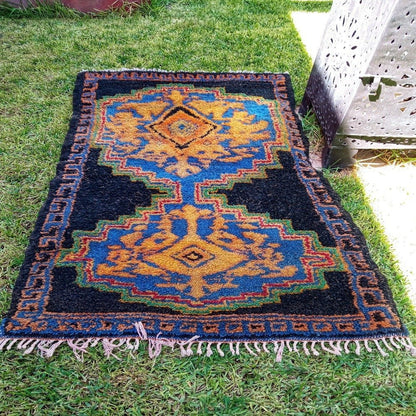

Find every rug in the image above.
[1,70,413,360]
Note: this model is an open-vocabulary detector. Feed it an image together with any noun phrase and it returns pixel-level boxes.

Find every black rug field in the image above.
[1,70,413,360]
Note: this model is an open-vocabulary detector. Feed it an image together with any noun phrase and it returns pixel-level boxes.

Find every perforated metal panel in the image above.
[302,0,416,166]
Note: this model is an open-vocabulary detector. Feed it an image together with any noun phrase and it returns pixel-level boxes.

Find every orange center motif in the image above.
[93,86,285,178]
[149,106,218,149]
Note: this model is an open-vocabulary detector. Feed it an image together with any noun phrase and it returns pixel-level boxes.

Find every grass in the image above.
[354,149,416,166]
[0,0,82,18]
[301,110,325,155]
[0,0,174,18]
[0,1,415,414]
[291,1,332,12]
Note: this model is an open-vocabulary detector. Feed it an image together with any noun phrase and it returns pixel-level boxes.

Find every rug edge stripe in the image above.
[1,322,414,362]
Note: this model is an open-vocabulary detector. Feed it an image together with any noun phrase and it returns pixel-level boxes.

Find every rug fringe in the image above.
[1,324,415,362]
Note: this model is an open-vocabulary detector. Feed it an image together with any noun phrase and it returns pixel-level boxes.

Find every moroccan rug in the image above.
[1,70,413,360]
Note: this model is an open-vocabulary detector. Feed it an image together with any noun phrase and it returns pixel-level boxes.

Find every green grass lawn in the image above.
[0,1,415,415]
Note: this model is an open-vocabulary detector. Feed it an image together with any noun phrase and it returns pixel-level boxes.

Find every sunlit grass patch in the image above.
[1,1,415,414]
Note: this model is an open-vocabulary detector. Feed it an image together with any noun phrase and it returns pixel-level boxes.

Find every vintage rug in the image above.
[1,70,414,360]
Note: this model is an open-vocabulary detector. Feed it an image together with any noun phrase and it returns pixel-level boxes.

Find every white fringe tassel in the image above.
[1,323,415,362]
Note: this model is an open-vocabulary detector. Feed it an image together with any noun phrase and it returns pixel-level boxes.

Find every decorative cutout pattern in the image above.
[303,0,416,158]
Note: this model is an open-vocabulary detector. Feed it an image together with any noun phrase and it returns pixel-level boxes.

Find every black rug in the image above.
[1,71,413,360]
